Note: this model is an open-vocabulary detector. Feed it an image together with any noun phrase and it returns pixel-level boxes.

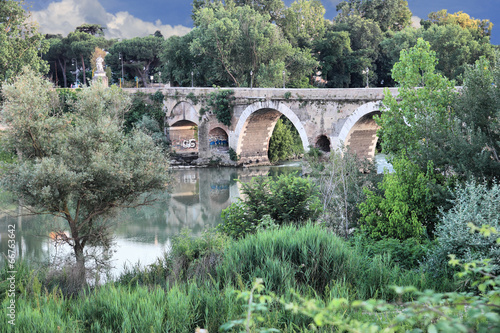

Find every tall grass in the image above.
[217,223,432,300]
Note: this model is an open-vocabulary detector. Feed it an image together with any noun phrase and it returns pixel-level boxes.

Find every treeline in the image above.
[40,0,497,88]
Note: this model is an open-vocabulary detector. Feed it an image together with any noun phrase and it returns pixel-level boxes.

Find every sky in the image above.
[28,0,500,45]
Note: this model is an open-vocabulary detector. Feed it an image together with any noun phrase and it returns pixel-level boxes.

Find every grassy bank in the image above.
[1,224,453,332]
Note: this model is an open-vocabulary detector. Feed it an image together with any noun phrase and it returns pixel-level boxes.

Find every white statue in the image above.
[96,56,104,72]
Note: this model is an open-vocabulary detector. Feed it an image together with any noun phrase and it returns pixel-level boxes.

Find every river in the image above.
[0,156,391,277]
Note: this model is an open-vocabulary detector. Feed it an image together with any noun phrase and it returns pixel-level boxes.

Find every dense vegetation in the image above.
[1,0,499,331]
[15,0,493,89]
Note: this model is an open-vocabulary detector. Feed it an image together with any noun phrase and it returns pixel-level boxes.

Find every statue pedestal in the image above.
[93,71,108,87]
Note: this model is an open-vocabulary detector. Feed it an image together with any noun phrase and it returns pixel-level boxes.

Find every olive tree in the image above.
[1,69,170,276]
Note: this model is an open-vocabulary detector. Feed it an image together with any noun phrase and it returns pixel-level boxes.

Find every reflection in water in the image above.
[0,164,301,276]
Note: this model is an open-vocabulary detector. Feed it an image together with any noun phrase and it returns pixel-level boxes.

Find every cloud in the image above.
[32,0,191,39]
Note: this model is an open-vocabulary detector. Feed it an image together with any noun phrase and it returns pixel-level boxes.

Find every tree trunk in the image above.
[58,58,67,88]
[73,240,86,288]
[81,54,86,85]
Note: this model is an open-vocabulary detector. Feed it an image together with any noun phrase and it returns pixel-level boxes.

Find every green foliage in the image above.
[201,89,235,126]
[287,225,500,332]
[0,69,170,272]
[75,285,166,332]
[219,173,321,238]
[106,35,165,86]
[56,88,80,113]
[359,156,437,240]
[228,147,239,161]
[268,117,303,163]
[335,0,412,32]
[171,228,228,263]
[125,91,164,132]
[220,278,279,333]
[0,0,49,84]
[378,38,455,168]
[426,181,500,279]
[379,39,499,183]
[188,2,317,87]
[350,235,433,270]
[218,223,430,299]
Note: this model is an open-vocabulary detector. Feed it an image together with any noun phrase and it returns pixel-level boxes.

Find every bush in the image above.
[169,228,229,281]
[359,156,437,240]
[426,181,500,279]
[219,173,322,238]
[350,235,433,270]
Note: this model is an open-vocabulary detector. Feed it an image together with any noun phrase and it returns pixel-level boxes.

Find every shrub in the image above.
[350,235,433,270]
[358,156,437,240]
[228,147,239,161]
[219,173,322,238]
[426,181,500,279]
[169,228,229,281]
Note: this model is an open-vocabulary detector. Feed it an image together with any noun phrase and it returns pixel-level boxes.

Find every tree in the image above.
[0,69,170,278]
[66,31,107,86]
[313,29,353,87]
[161,33,202,87]
[0,0,48,84]
[233,0,285,23]
[377,38,456,172]
[329,15,383,87]
[76,23,106,36]
[268,117,303,162]
[422,9,493,38]
[379,38,499,181]
[280,0,327,49]
[358,156,437,240]
[377,24,495,86]
[106,36,165,87]
[190,2,317,87]
[335,0,412,32]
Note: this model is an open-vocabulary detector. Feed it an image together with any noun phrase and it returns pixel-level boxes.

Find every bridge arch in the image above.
[332,101,382,160]
[167,101,199,126]
[232,101,309,164]
[167,101,199,154]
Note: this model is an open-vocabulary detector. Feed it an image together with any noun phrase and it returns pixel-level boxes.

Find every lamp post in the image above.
[282,70,286,89]
[191,71,194,88]
[150,75,154,88]
[250,70,253,89]
[159,71,161,85]
[362,67,369,88]
[71,58,77,87]
[119,53,124,88]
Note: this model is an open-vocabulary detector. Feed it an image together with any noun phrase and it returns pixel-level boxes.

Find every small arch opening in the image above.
[208,127,229,152]
[315,135,331,152]
[169,120,198,153]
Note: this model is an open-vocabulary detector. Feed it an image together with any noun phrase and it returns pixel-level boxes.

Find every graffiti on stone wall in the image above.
[172,138,197,151]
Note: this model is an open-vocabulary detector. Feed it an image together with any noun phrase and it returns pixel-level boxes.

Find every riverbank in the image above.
[0,224,452,332]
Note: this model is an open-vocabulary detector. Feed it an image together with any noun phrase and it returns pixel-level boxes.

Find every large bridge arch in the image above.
[332,101,382,160]
[231,101,309,164]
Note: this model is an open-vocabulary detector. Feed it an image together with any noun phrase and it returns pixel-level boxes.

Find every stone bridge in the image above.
[125,87,399,165]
